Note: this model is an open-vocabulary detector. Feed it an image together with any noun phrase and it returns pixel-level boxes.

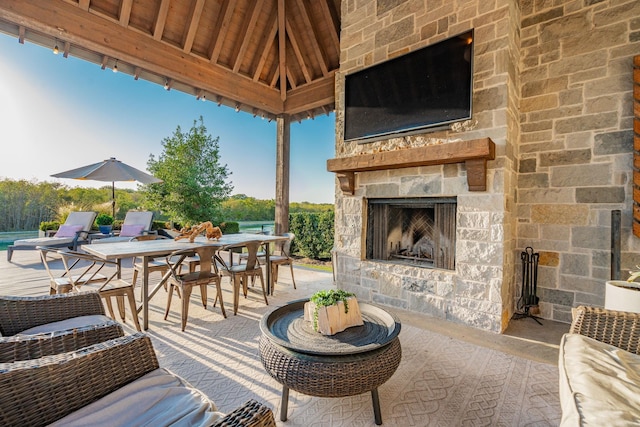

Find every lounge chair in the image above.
[7,211,97,262]
[90,211,154,244]
[0,333,276,427]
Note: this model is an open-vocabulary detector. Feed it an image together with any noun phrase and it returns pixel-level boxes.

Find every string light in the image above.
[112,60,118,73]
[52,39,59,55]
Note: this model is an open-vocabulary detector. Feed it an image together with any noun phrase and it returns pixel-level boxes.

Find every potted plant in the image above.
[605,267,640,313]
[95,213,114,235]
[303,289,363,335]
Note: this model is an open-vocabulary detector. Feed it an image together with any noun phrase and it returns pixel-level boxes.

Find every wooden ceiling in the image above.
[0,0,340,121]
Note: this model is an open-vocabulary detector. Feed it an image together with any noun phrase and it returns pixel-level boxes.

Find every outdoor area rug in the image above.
[143,284,561,427]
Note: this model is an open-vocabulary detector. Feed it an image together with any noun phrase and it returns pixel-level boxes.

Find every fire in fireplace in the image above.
[366,198,457,270]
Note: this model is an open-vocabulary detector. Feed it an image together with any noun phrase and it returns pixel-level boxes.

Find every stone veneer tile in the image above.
[575,187,625,203]
[539,287,574,306]
[539,149,591,167]
[538,251,560,267]
[550,163,611,187]
[530,204,589,225]
[400,175,442,195]
[364,183,399,198]
[593,130,633,155]
[560,252,590,276]
[559,275,604,294]
[571,226,610,250]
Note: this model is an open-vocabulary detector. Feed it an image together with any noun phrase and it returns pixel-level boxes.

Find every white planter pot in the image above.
[605,280,640,313]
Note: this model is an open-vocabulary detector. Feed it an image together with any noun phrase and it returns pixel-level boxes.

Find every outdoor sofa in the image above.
[558,305,640,426]
[7,211,97,262]
[0,333,276,427]
[0,291,124,363]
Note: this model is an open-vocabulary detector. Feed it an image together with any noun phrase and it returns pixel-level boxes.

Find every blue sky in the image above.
[0,33,336,204]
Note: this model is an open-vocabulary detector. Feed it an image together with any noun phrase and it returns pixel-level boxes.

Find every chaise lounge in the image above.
[7,211,97,262]
[90,210,155,244]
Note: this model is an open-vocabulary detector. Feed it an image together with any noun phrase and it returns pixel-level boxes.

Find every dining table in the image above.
[82,233,289,330]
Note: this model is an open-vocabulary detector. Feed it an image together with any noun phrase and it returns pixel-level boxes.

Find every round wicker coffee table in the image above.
[259,299,402,425]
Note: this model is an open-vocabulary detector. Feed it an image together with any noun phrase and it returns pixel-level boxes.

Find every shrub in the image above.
[289,211,334,260]
[39,221,60,232]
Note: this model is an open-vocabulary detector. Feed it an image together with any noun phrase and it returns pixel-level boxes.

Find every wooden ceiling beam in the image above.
[209,0,236,64]
[63,40,70,58]
[0,0,284,113]
[78,0,89,12]
[319,0,340,53]
[153,0,170,41]
[252,13,277,82]
[232,0,264,73]
[284,73,335,114]
[294,0,329,77]
[285,18,311,84]
[18,25,24,43]
[119,0,133,27]
[182,0,206,53]
[278,0,286,101]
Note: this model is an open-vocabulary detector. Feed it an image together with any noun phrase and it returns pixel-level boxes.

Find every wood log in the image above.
[304,297,363,335]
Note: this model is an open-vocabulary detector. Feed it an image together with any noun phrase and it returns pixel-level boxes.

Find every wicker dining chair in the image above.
[0,291,124,363]
[56,249,142,331]
[164,246,226,331]
[219,240,268,315]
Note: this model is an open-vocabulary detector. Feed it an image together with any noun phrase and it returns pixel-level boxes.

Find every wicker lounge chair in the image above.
[0,333,276,427]
[558,306,640,426]
[7,211,97,262]
[0,292,124,363]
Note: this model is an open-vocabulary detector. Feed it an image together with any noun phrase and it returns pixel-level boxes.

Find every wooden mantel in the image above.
[327,137,496,194]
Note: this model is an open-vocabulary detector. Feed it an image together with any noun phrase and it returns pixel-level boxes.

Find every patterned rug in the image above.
[142,279,561,427]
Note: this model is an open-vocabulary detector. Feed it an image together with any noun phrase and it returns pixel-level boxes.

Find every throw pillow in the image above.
[120,224,146,237]
[54,224,84,238]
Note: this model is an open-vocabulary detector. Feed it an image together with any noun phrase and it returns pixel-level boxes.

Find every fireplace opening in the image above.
[366,198,457,270]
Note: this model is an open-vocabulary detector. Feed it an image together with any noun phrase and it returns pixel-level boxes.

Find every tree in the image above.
[143,117,233,225]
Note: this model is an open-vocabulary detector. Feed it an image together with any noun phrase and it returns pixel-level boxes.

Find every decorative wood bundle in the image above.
[304,294,363,336]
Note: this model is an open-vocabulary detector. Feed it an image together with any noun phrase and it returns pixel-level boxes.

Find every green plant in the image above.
[95,213,114,226]
[627,267,640,282]
[39,221,60,232]
[309,289,355,331]
[289,211,334,260]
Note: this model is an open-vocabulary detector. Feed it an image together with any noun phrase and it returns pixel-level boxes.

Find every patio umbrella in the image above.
[52,157,162,218]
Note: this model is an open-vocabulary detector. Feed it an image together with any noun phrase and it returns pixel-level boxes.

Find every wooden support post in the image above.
[633,55,640,237]
[275,114,290,235]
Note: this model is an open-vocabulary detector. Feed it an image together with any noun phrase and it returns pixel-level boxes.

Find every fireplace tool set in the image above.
[513,246,543,325]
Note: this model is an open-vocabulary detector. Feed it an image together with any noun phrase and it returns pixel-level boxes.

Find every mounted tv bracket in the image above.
[327,138,495,195]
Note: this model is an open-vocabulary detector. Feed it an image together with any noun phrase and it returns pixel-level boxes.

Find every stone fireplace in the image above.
[331,0,638,333]
[366,197,456,270]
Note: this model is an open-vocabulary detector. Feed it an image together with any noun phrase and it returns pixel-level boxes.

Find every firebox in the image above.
[366,198,457,270]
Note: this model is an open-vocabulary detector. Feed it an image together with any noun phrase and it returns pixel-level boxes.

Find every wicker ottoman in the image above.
[259,300,402,425]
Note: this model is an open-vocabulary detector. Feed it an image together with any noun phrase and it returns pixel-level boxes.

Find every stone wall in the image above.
[517,0,640,322]
[335,0,520,332]
[334,0,640,331]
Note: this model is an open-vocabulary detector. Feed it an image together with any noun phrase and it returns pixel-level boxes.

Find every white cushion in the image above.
[12,236,76,248]
[559,333,640,426]
[49,368,222,427]
[19,315,113,335]
[92,236,134,244]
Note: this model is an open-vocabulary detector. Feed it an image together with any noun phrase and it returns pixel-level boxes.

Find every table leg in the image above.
[280,385,289,422]
[265,248,272,295]
[142,255,150,330]
[371,388,382,425]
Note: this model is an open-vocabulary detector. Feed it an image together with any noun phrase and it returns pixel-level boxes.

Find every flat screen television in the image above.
[344,30,474,142]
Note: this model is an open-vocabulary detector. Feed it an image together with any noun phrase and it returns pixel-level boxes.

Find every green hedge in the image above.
[289,211,334,260]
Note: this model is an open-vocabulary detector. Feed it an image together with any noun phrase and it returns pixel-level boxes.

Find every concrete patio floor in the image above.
[1,249,567,425]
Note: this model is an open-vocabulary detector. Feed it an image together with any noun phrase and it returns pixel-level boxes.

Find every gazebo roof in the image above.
[0,0,340,121]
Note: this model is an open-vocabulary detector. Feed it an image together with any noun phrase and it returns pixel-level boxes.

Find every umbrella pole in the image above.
[112,181,116,219]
